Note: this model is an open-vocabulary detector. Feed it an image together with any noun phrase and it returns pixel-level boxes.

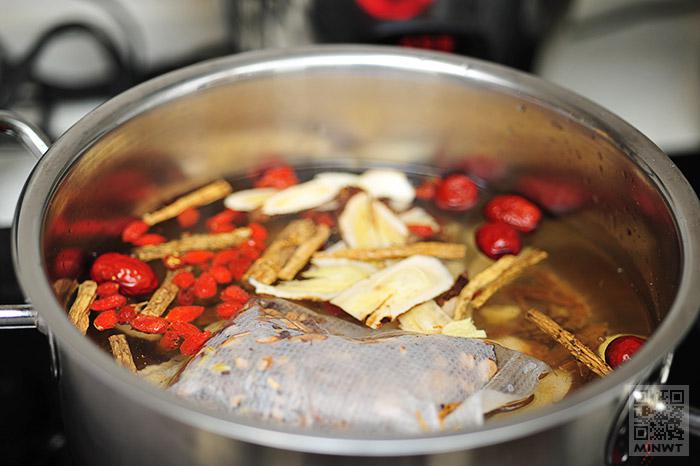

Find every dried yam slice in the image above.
[224,188,278,211]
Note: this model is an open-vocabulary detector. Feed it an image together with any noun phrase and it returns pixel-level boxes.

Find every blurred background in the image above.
[0,1,698,464]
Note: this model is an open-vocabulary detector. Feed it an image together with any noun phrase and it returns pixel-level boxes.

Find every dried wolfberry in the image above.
[216,301,244,319]
[228,257,252,281]
[96,281,120,297]
[117,305,137,324]
[160,322,201,351]
[166,305,205,323]
[255,165,298,189]
[52,247,84,278]
[163,255,184,270]
[407,224,437,239]
[239,241,263,261]
[158,330,182,351]
[180,331,211,356]
[131,314,169,334]
[94,310,118,331]
[248,222,268,243]
[176,287,195,306]
[90,253,159,297]
[484,195,542,233]
[169,321,200,338]
[435,174,478,211]
[90,294,127,311]
[220,285,250,303]
[194,272,217,299]
[475,222,521,260]
[415,179,437,200]
[181,250,215,265]
[207,221,235,233]
[206,209,242,233]
[604,335,645,369]
[121,220,149,243]
[213,249,239,266]
[210,266,233,284]
[133,233,167,246]
[177,207,200,228]
[172,270,195,288]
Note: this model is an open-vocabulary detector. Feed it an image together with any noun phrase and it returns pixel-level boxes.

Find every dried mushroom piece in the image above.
[134,228,251,261]
[331,255,454,328]
[142,180,232,226]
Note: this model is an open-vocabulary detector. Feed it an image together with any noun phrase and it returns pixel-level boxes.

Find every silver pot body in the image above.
[7,47,700,465]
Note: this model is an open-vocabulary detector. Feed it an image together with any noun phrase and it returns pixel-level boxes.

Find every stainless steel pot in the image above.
[1,46,699,466]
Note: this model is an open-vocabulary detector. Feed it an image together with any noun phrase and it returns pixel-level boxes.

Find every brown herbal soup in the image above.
[59,163,653,428]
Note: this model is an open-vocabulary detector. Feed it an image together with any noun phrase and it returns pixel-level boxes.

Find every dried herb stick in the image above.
[134,228,251,261]
[278,224,331,280]
[68,280,97,335]
[313,242,466,261]
[142,180,232,226]
[108,334,137,372]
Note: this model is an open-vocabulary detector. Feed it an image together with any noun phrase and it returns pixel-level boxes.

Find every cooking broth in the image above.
[62,162,653,425]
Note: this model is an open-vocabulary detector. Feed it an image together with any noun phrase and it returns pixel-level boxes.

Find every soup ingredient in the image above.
[53,279,79,307]
[398,300,452,334]
[94,309,119,330]
[255,165,299,189]
[133,234,167,246]
[313,242,466,261]
[600,334,646,369]
[415,178,437,200]
[121,220,149,243]
[331,255,454,328]
[479,304,521,325]
[179,330,212,356]
[96,281,120,297]
[484,195,542,233]
[224,188,278,212]
[526,308,612,377]
[216,301,245,319]
[108,334,137,372]
[516,175,584,215]
[194,273,218,299]
[339,192,408,248]
[90,253,159,297]
[176,207,200,228]
[206,209,242,233]
[278,224,331,280]
[169,299,549,433]
[133,227,251,261]
[90,294,127,311]
[475,222,522,259]
[435,174,478,211]
[262,180,342,215]
[142,180,233,226]
[166,305,205,323]
[399,206,440,236]
[117,305,137,324]
[454,248,548,319]
[251,260,377,301]
[52,247,84,278]
[355,169,415,208]
[131,314,170,334]
[220,285,250,304]
[141,271,181,316]
[442,318,487,338]
[172,270,195,289]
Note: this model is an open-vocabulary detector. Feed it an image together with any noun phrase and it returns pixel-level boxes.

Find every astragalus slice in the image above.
[169,299,549,434]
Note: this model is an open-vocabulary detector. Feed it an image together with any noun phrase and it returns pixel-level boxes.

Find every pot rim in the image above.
[13,45,700,456]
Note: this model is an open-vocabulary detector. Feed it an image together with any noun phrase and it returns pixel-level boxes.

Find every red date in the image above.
[90,253,158,297]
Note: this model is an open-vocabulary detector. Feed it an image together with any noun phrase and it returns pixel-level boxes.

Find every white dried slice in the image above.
[357,169,415,206]
[250,260,377,301]
[224,188,278,212]
[442,318,487,338]
[314,171,360,188]
[398,300,452,334]
[331,255,453,328]
[339,192,408,248]
[441,297,458,318]
[262,180,341,215]
[479,304,521,325]
[399,206,440,231]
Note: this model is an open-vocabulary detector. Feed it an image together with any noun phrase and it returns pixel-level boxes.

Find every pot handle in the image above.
[0,304,38,329]
[0,110,51,159]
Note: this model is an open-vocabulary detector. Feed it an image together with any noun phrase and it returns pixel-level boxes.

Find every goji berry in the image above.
[96,281,120,297]
[133,233,167,246]
[166,305,205,323]
[248,222,268,243]
[163,255,184,270]
[94,310,118,331]
[484,195,542,233]
[194,272,218,299]
[212,249,239,266]
[180,331,211,356]
[90,294,127,311]
[475,222,521,260]
[121,220,149,243]
[239,241,262,261]
[407,224,437,239]
[176,287,195,306]
[415,179,437,200]
[158,330,182,351]
[220,285,250,303]
[207,221,235,234]
[169,321,200,338]
[177,207,200,228]
[117,305,137,324]
[228,256,253,281]
[52,247,83,278]
[210,266,233,284]
[216,301,244,319]
[172,270,195,288]
[90,253,159,297]
[435,174,478,211]
[255,165,298,189]
[131,315,169,334]
[206,209,242,233]
[181,250,215,265]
